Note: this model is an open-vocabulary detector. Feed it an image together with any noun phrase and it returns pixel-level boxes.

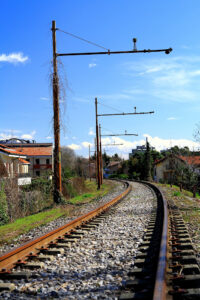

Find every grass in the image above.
[68,181,113,205]
[159,183,200,199]
[156,183,200,253]
[0,208,68,245]
[0,179,115,246]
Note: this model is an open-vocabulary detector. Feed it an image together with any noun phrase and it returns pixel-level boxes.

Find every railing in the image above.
[33,164,52,170]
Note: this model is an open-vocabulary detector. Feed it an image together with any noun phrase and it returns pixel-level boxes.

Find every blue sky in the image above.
[1,0,200,158]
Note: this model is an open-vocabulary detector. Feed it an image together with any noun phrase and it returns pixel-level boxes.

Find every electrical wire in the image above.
[98,101,122,113]
[57,29,110,51]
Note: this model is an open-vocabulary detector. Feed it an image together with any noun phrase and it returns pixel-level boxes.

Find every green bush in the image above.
[173,191,181,197]
[0,182,9,225]
[118,174,128,179]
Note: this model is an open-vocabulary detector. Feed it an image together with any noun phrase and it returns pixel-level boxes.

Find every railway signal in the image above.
[51,20,172,198]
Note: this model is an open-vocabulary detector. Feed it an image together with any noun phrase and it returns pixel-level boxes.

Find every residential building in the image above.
[0,144,31,185]
[0,139,53,178]
[153,154,200,183]
[103,161,121,178]
[129,145,155,158]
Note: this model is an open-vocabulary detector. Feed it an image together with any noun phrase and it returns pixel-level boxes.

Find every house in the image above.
[153,154,200,183]
[0,144,31,185]
[0,139,53,178]
[104,161,121,178]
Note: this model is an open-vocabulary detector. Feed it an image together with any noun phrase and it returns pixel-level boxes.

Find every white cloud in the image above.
[0,130,36,141]
[46,136,52,140]
[0,133,14,140]
[89,63,97,68]
[67,143,81,150]
[21,130,36,140]
[144,134,199,152]
[0,52,28,64]
[82,141,93,148]
[40,97,49,101]
[0,129,21,133]
[123,56,200,103]
[100,134,199,159]
[167,117,177,120]
[88,128,95,136]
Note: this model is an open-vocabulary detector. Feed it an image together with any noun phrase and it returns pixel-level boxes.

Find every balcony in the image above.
[33,164,52,170]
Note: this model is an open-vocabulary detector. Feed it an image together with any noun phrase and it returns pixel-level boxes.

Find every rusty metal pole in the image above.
[99,124,103,185]
[95,98,101,189]
[94,138,97,183]
[52,20,62,203]
[89,144,91,181]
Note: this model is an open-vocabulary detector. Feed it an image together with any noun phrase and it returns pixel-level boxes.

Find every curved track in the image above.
[0,181,199,299]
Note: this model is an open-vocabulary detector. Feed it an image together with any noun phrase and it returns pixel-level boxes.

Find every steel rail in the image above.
[0,182,131,272]
[152,186,168,300]
[142,182,168,300]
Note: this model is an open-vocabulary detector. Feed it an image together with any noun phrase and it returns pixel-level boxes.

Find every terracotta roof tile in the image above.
[0,146,25,156]
[19,158,30,164]
[10,146,52,156]
[179,155,200,166]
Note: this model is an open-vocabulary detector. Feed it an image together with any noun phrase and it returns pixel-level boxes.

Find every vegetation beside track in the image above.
[0,180,115,246]
[157,183,200,253]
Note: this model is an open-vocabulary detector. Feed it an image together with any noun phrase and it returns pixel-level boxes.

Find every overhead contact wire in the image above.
[57,29,110,51]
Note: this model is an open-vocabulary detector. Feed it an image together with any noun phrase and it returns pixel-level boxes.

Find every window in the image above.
[46,159,50,165]
[36,171,40,176]
[36,159,40,165]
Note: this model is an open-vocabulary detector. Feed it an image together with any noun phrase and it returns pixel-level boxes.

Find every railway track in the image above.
[0,181,199,299]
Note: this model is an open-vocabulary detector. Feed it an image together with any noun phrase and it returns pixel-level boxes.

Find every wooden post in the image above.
[52,20,62,203]
[99,124,103,184]
[95,98,101,189]
[89,144,91,181]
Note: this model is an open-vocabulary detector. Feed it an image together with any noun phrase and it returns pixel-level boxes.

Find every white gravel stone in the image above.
[0,181,156,299]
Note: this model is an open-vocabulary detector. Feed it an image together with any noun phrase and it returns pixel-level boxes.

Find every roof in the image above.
[10,146,52,157]
[0,145,26,157]
[18,158,30,164]
[107,161,121,167]
[179,155,200,166]
[154,154,200,167]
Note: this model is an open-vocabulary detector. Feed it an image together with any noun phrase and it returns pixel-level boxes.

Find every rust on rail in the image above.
[0,182,131,271]
[152,185,168,300]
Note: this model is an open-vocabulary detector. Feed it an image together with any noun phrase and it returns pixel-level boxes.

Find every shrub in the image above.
[173,191,181,197]
[0,182,9,225]
[118,174,128,179]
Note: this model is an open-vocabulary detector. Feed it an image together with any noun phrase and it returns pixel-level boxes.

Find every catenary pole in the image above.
[51,21,172,191]
[99,124,103,184]
[52,20,62,203]
[89,144,91,181]
[95,98,101,189]
[94,138,97,184]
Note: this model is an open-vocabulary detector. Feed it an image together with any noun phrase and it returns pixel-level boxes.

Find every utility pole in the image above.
[51,21,172,191]
[52,20,62,203]
[88,144,91,181]
[95,98,101,189]
[94,138,97,184]
[99,124,103,184]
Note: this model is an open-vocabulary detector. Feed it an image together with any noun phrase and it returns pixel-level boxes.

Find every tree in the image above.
[102,151,111,166]
[143,141,152,181]
[61,147,76,178]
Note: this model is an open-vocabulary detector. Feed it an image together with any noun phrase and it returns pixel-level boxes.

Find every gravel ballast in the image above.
[0,181,125,256]
[0,181,156,299]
